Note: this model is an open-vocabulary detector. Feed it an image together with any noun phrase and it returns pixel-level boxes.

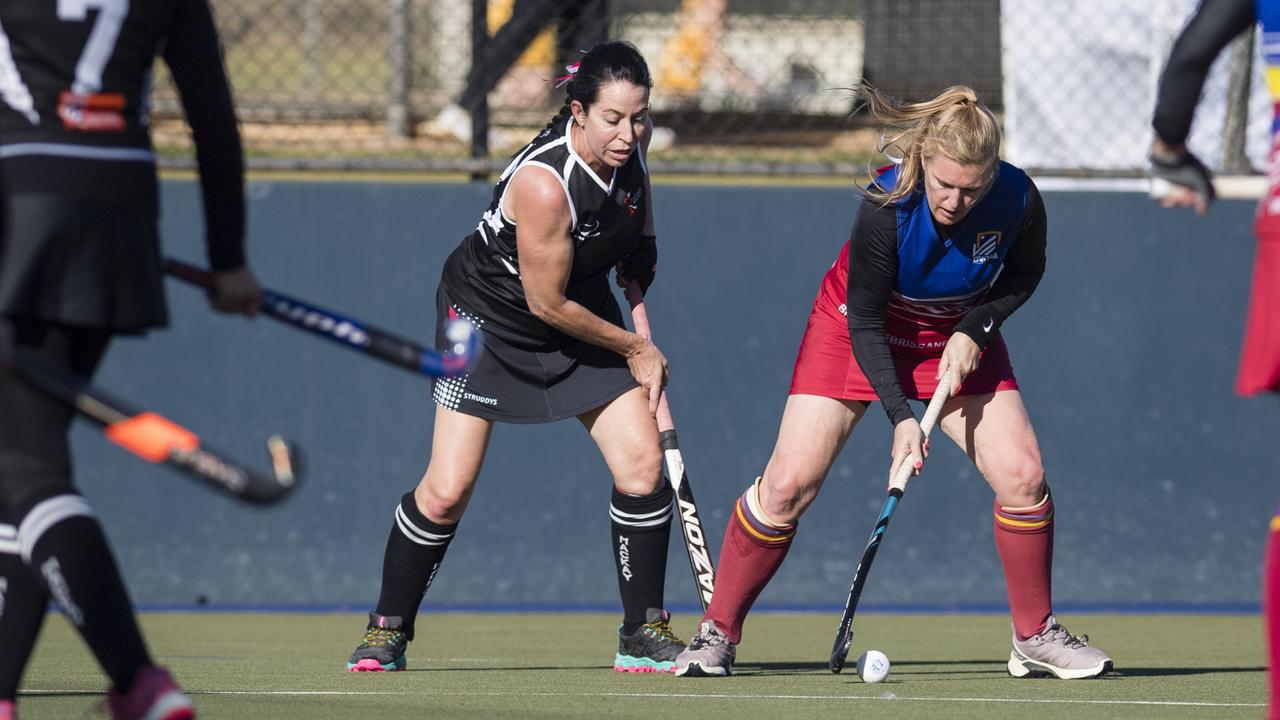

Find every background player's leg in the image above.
[459,0,562,114]
[580,387,683,672]
[939,389,1110,679]
[0,319,193,713]
[349,406,493,672]
[0,521,46,708]
[679,394,864,677]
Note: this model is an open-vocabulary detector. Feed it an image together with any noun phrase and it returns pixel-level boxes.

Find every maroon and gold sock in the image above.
[993,489,1054,641]
[703,480,796,644]
[1265,507,1278,719]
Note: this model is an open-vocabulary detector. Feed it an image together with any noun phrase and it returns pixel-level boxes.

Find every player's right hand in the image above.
[889,417,925,486]
[210,267,262,317]
[625,336,668,414]
[1149,142,1215,216]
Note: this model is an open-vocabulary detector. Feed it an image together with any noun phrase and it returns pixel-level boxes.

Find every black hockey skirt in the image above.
[431,284,639,423]
[0,192,167,333]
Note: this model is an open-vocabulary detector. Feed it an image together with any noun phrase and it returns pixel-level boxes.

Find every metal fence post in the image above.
[1222,24,1256,175]
[470,0,490,181]
[388,0,414,139]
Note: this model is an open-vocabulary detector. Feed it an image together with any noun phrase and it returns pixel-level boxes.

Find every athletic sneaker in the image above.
[674,620,736,677]
[106,666,195,720]
[1008,615,1113,679]
[346,612,409,672]
[614,608,686,673]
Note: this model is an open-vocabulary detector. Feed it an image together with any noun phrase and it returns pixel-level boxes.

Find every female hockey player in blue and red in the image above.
[673,83,1113,680]
[1150,1,1280,715]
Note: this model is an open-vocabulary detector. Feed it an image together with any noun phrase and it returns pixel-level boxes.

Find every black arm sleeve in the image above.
[163,0,246,271]
[846,197,915,426]
[953,179,1047,348]
[1152,0,1255,146]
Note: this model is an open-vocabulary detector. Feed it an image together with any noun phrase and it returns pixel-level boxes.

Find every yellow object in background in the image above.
[658,0,727,95]
[488,0,555,68]
[660,25,710,94]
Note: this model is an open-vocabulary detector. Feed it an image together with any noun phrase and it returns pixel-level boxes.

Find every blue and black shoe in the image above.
[615,608,685,673]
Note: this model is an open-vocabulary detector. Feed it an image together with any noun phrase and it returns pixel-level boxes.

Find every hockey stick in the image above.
[11,349,300,505]
[624,283,716,611]
[165,258,479,379]
[828,372,953,673]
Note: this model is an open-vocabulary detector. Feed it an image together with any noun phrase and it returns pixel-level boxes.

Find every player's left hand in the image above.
[1149,140,1215,216]
[937,332,980,396]
[210,267,262,317]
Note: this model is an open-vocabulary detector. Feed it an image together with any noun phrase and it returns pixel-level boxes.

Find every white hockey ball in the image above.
[857,650,890,683]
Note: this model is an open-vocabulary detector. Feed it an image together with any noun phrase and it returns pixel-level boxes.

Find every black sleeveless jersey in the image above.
[0,0,244,267]
[441,116,649,347]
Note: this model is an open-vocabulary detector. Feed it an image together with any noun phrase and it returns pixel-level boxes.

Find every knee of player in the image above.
[990,456,1045,503]
[414,482,469,523]
[613,446,664,495]
[759,469,815,522]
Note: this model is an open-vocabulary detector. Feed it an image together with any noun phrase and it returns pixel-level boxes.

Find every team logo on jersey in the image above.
[574,219,601,243]
[973,231,1002,264]
[618,187,643,216]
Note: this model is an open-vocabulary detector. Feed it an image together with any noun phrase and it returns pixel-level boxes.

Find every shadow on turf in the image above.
[736,661,1267,680]
[384,661,1267,678]
[395,660,1000,675]
[1111,666,1266,677]
[736,660,998,676]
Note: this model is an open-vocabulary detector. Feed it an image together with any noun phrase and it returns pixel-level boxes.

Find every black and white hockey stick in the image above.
[624,283,716,611]
[165,258,479,379]
[829,373,952,673]
[11,349,300,505]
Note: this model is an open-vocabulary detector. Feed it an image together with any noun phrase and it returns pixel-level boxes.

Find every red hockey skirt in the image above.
[1237,224,1280,395]
[789,304,1019,401]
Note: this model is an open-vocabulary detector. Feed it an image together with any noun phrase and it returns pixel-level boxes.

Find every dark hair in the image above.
[543,41,652,132]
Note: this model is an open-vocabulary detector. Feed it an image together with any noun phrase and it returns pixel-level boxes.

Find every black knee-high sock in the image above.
[610,480,674,633]
[0,525,47,702]
[374,492,457,640]
[18,493,150,693]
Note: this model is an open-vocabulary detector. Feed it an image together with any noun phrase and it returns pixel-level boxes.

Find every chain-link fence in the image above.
[152,0,1258,177]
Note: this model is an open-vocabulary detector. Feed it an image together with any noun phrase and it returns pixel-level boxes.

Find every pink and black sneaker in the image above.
[107,666,194,720]
[346,612,408,672]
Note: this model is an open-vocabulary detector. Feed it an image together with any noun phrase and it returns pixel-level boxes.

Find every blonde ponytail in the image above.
[854,83,1001,205]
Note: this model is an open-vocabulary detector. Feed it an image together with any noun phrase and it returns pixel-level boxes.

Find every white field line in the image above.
[21,688,1266,708]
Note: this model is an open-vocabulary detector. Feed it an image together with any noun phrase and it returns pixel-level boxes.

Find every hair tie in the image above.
[554,61,581,89]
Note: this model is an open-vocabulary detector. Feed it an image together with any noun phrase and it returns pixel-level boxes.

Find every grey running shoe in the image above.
[1008,615,1113,679]
[615,608,686,673]
[674,620,736,677]
[347,612,408,672]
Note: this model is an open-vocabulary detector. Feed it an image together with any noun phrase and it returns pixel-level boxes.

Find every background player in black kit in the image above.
[345,41,687,674]
[0,1,259,718]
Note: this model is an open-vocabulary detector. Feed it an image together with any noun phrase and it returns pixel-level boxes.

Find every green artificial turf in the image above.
[16,612,1267,719]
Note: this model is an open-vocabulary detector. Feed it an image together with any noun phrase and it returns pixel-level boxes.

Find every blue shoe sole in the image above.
[614,653,677,673]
